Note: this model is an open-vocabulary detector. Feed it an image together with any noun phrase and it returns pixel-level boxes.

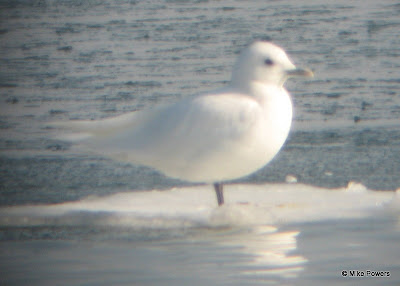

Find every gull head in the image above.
[231,41,313,88]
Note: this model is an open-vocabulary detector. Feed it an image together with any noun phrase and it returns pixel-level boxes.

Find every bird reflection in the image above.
[215,226,307,280]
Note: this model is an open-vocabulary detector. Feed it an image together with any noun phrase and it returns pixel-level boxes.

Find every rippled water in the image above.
[0,1,400,285]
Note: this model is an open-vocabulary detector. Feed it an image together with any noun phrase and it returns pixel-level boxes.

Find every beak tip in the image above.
[306,69,314,78]
[286,68,314,78]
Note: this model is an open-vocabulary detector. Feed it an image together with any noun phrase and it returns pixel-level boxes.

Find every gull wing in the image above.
[54,92,263,181]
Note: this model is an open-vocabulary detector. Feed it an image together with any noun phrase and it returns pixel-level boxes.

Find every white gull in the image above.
[54,41,313,206]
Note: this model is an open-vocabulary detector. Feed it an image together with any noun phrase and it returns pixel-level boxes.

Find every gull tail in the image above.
[50,112,139,142]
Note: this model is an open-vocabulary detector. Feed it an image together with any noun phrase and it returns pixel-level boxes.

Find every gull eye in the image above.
[264,58,274,66]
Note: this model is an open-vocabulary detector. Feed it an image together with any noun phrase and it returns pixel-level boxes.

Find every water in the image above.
[0,0,400,285]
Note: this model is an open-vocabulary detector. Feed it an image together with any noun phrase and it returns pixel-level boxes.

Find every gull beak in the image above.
[286,68,314,78]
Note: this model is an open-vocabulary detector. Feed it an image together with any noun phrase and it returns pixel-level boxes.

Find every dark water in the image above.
[1,0,400,206]
[0,1,400,285]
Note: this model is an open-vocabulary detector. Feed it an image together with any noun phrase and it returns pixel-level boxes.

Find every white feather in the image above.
[52,41,312,183]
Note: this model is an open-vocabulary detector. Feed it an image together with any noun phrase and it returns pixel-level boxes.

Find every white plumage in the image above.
[54,41,313,205]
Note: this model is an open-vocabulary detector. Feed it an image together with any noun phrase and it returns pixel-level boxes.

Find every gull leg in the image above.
[213,182,224,206]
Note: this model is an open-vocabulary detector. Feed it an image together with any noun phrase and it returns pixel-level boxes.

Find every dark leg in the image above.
[213,182,224,206]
